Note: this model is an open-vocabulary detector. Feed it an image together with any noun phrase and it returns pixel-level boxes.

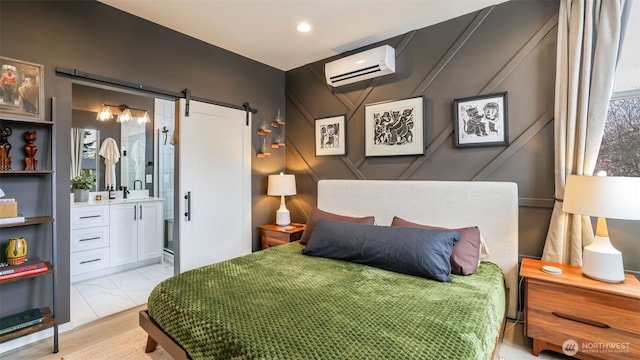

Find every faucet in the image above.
[120,185,130,199]
[133,180,142,190]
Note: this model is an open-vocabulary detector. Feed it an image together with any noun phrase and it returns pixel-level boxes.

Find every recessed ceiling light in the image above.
[296,22,312,33]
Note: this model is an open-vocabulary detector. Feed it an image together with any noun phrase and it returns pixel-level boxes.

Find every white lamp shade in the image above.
[267,174,296,196]
[562,175,640,220]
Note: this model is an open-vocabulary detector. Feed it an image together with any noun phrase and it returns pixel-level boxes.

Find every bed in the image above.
[140,180,519,359]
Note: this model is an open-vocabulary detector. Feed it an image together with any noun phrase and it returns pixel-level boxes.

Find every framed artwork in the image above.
[364,96,425,157]
[0,56,45,121]
[453,92,508,148]
[315,115,346,156]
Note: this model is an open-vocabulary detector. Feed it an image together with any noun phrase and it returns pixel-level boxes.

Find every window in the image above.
[595,91,640,176]
[595,4,640,177]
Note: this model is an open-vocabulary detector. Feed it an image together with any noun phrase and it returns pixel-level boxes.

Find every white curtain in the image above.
[70,128,83,179]
[542,0,631,265]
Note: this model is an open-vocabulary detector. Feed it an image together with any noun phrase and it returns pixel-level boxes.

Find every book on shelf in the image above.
[0,216,25,225]
[0,265,48,281]
[0,257,45,276]
[0,308,44,336]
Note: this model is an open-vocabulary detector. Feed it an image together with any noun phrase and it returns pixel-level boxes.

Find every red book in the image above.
[0,258,45,276]
[0,266,48,280]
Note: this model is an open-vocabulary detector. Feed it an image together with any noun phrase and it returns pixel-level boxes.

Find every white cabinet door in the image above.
[109,203,138,266]
[138,200,163,261]
[176,99,252,272]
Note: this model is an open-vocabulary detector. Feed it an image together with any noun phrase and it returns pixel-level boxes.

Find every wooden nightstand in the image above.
[520,258,640,359]
[258,223,306,249]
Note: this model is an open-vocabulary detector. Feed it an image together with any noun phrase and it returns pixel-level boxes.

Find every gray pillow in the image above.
[302,218,460,282]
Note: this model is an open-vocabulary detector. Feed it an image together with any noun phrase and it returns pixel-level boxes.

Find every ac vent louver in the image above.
[325,45,395,87]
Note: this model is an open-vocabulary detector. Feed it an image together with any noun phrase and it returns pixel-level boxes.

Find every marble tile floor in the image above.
[71,262,174,327]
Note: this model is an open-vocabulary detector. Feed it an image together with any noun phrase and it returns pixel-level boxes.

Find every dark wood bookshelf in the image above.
[0,170,54,175]
[0,262,54,284]
[0,307,55,343]
[0,216,54,229]
[0,118,54,126]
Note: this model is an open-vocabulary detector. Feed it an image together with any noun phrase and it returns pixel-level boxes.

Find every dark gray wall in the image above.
[285,0,639,274]
[1,0,285,325]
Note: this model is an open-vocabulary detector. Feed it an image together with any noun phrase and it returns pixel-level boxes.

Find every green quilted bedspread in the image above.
[148,242,505,360]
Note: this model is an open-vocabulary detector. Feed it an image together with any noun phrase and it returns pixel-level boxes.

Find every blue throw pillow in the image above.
[302,218,460,282]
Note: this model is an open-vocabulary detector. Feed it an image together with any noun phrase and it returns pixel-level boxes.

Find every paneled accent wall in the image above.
[285,0,560,261]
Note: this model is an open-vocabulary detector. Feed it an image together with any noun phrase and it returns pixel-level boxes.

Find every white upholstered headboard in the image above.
[317,179,519,319]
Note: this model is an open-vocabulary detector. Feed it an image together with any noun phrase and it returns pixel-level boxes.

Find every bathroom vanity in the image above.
[70,191,163,282]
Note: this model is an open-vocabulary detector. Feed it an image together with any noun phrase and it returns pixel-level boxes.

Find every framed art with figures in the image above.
[0,56,45,121]
[315,115,346,156]
[454,92,508,148]
[364,96,425,157]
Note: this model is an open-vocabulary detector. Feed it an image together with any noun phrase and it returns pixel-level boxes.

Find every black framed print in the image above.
[453,92,508,148]
[315,115,346,156]
[0,56,45,121]
[364,96,425,157]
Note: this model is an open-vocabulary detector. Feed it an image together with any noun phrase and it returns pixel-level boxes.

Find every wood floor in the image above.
[2,305,565,360]
[1,304,147,360]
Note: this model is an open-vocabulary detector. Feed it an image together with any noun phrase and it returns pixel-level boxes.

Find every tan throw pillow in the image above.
[390,216,482,275]
[300,207,376,245]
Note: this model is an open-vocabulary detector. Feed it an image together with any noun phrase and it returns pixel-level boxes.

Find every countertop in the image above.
[71,190,163,207]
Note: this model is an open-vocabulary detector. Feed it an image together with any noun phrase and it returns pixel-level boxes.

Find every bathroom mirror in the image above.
[71,128,99,191]
[71,83,154,192]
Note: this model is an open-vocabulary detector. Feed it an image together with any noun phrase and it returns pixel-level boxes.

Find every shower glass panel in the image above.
[155,99,175,254]
[120,120,146,190]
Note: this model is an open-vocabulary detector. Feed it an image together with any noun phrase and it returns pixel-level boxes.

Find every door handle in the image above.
[139,204,143,220]
[134,205,137,220]
[184,191,191,221]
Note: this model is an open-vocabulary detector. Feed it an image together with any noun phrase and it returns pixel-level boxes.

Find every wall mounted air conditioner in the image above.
[325,45,396,87]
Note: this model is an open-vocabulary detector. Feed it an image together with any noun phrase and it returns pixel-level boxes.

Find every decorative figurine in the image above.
[6,236,27,265]
[0,126,12,171]
[24,130,37,171]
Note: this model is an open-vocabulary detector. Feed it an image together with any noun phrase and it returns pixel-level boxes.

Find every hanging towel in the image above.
[98,137,120,189]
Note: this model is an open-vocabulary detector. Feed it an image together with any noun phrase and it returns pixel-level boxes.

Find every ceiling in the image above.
[99,0,508,71]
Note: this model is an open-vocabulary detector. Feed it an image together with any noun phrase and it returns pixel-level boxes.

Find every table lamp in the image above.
[267,173,296,226]
[562,174,640,283]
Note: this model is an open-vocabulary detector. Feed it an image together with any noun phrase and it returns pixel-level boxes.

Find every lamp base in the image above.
[275,205,291,226]
[582,235,624,283]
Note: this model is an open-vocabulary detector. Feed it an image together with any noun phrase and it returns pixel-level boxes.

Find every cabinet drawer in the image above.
[71,226,110,252]
[71,205,110,229]
[71,248,110,276]
[527,309,640,360]
[527,280,640,334]
[262,236,289,249]
[261,229,292,242]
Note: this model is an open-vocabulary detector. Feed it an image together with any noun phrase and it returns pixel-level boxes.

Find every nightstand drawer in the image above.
[528,280,640,335]
[262,236,289,248]
[259,224,306,249]
[527,309,640,359]
[262,229,292,242]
